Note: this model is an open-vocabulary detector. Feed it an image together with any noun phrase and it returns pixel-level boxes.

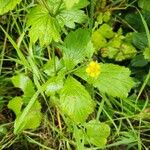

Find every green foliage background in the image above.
[0,0,150,149]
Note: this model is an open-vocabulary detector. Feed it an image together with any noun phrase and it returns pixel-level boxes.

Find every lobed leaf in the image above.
[27,0,88,46]
[27,5,60,46]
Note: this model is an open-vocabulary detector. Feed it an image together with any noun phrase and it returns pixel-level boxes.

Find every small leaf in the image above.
[57,9,87,28]
[85,120,110,148]
[7,97,23,116]
[0,0,21,15]
[92,30,107,51]
[0,126,7,135]
[43,75,64,96]
[98,24,114,39]
[12,74,35,102]
[72,0,89,9]
[59,76,95,124]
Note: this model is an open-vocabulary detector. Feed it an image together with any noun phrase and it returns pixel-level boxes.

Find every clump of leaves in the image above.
[92,23,137,61]
[8,74,42,134]
[1,0,149,149]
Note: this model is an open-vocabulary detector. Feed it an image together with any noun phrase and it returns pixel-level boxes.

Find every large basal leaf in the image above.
[27,0,88,46]
[74,63,134,98]
[12,74,35,102]
[0,0,21,15]
[85,120,110,148]
[62,29,93,70]
[26,5,60,46]
[58,76,95,124]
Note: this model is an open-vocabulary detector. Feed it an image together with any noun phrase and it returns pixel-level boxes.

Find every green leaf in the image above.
[63,0,79,9]
[13,92,40,134]
[62,29,92,70]
[59,76,95,124]
[94,64,134,98]
[27,5,60,46]
[131,54,148,67]
[101,34,137,61]
[0,126,7,135]
[27,1,88,46]
[92,30,107,51]
[43,75,64,96]
[144,47,150,61]
[43,57,63,76]
[132,32,148,49]
[73,126,85,150]
[14,100,42,133]
[74,63,134,98]
[138,0,150,11]
[12,74,35,102]
[0,0,21,15]
[57,9,87,28]
[125,13,144,32]
[98,24,115,39]
[7,97,23,116]
[72,0,89,9]
[85,120,110,148]
[105,43,137,61]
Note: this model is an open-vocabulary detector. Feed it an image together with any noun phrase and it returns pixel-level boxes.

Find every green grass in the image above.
[0,0,150,150]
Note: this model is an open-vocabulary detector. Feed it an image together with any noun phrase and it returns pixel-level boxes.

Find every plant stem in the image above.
[52,45,57,76]
[89,0,95,29]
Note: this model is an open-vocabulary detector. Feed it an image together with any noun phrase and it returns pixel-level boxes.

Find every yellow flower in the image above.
[86,61,101,78]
